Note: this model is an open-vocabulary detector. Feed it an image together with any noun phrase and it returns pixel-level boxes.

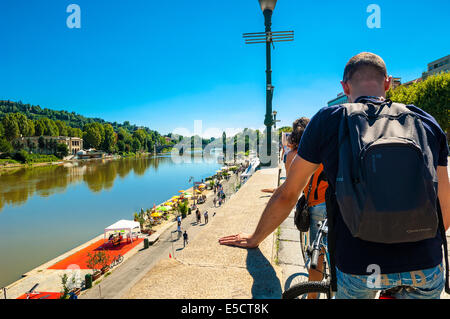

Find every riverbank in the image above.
[0,163,242,299]
[0,151,156,171]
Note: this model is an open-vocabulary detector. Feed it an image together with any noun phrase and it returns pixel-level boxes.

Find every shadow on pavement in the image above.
[246,248,282,299]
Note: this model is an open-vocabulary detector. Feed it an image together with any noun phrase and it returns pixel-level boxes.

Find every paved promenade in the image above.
[124,167,282,299]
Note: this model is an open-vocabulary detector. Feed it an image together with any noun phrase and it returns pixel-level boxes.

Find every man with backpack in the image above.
[219,52,450,299]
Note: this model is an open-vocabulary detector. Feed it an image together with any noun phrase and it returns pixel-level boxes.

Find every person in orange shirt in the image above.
[262,117,329,298]
[287,118,329,297]
[303,163,328,298]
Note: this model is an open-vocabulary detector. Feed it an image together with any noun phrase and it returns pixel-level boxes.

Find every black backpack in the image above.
[336,100,438,243]
[326,98,449,294]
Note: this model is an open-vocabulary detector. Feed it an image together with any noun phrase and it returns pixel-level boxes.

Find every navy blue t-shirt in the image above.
[298,97,449,275]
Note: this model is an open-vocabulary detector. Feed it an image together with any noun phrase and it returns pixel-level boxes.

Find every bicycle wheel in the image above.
[299,230,310,265]
[282,281,331,299]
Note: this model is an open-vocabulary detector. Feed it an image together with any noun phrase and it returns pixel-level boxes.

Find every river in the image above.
[0,154,222,288]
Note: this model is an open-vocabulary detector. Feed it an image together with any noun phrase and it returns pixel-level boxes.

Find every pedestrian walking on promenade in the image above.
[196,209,201,224]
[213,197,217,207]
[204,211,209,224]
[183,231,189,247]
[177,224,182,239]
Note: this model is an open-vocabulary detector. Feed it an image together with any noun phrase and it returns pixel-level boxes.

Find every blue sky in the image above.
[0,0,448,137]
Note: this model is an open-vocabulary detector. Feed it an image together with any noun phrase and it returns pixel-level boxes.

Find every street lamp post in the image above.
[243,0,293,166]
[261,1,276,161]
[272,110,279,129]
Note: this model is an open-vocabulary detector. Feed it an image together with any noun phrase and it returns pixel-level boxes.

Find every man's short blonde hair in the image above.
[343,52,387,83]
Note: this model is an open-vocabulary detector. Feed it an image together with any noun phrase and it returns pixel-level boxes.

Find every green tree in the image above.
[68,127,82,138]
[117,139,126,152]
[12,113,32,137]
[256,130,260,157]
[2,114,20,141]
[26,118,35,136]
[133,129,147,145]
[36,118,58,136]
[132,137,141,152]
[387,72,449,141]
[233,135,238,161]
[56,143,69,158]
[38,136,46,149]
[117,128,128,141]
[244,135,250,154]
[0,138,13,153]
[34,119,46,136]
[55,120,68,136]
[83,126,102,149]
[222,132,227,155]
[102,124,116,153]
[146,139,154,153]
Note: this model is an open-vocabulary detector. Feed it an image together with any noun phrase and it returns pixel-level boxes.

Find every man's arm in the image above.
[218,156,320,248]
[437,166,450,230]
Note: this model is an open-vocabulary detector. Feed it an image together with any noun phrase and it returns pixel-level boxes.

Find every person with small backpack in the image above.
[219,52,450,299]
[183,231,189,247]
[260,116,330,298]
[287,118,329,297]
[196,209,201,224]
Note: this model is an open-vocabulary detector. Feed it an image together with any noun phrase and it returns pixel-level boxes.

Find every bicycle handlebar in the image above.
[310,248,320,269]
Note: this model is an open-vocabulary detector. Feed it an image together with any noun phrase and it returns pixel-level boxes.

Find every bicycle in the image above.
[110,254,124,269]
[283,219,332,299]
[285,219,417,299]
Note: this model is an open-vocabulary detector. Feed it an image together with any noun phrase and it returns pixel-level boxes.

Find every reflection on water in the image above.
[0,156,174,212]
[0,154,220,288]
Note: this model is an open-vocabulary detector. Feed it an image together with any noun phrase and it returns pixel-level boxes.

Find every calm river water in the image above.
[0,154,221,288]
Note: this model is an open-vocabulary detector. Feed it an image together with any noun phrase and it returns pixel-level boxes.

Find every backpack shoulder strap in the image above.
[325,185,338,293]
[306,174,314,204]
[437,199,450,294]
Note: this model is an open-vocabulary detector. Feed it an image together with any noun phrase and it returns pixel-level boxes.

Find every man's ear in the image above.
[341,80,350,96]
[384,76,393,92]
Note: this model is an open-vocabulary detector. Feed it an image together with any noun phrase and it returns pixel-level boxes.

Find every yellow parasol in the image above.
[151,212,162,217]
